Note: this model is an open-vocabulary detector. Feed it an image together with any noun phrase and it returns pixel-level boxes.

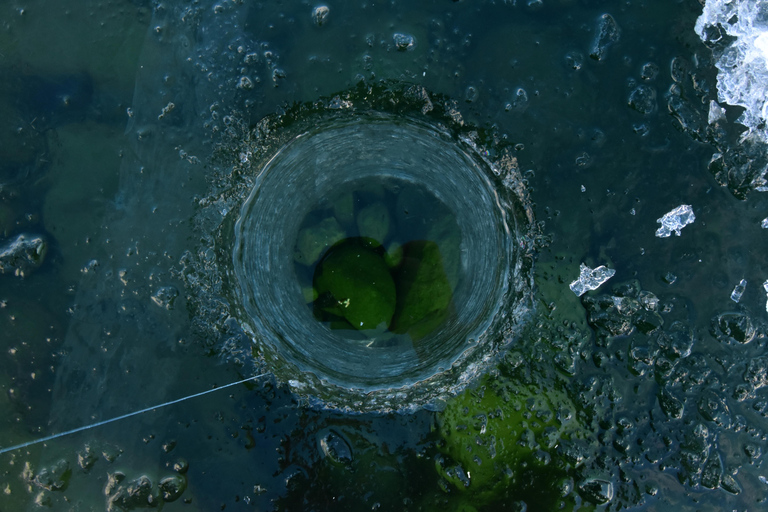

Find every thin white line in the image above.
[0,373,269,455]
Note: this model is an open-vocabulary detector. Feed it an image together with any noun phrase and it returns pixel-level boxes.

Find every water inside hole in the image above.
[230,112,532,407]
[295,176,461,344]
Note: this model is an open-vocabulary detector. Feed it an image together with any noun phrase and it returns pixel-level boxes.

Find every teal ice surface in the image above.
[2,0,768,510]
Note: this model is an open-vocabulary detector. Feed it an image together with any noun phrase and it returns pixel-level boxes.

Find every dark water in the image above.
[2,0,768,510]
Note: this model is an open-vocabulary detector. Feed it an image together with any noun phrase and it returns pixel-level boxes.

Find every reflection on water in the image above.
[2,0,768,510]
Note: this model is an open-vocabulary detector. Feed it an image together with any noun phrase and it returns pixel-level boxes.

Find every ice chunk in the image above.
[696,1,768,142]
[569,263,616,297]
[708,100,726,125]
[638,290,659,311]
[731,279,747,303]
[655,205,695,238]
[762,217,768,228]
[763,280,768,313]
[0,234,47,277]
[628,84,657,114]
[393,33,415,51]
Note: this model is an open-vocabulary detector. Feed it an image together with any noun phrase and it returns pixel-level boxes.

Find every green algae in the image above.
[435,371,589,511]
[390,240,453,340]
[313,238,396,330]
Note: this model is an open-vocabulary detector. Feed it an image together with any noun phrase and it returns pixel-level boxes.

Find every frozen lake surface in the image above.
[2,0,768,510]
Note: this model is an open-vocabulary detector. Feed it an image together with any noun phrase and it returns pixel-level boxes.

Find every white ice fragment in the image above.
[708,100,726,124]
[731,279,747,303]
[763,280,768,313]
[762,217,768,228]
[655,205,695,238]
[569,263,616,297]
[288,379,306,389]
[638,290,659,311]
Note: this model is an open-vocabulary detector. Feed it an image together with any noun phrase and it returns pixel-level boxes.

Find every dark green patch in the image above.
[295,176,462,340]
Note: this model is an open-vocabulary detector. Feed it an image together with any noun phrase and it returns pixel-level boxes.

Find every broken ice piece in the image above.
[662,272,677,284]
[761,217,768,229]
[655,205,695,238]
[731,279,747,303]
[708,100,726,124]
[763,280,768,313]
[569,263,616,297]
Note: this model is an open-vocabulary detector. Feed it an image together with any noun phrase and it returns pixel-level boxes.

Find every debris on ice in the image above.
[570,263,616,297]
[655,205,695,238]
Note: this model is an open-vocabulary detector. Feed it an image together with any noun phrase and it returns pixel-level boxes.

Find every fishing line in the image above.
[0,373,269,455]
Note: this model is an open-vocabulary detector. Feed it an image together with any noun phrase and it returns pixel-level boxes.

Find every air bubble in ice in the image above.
[578,478,614,504]
[569,263,616,297]
[158,474,187,502]
[590,14,620,61]
[711,312,756,344]
[511,88,529,111]
[640,62,659,80]
[565,51,584,70]
[465,85,479,103]
[763,279,768,312]
[393,33,415,51]
[319,430,353,465]
[151,286,179,310]
[628,84,657,114]
[237,76,254,90]
[655,205,695,238]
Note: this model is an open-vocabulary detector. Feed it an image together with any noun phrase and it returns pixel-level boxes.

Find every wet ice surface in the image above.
[655,204,696,238]
[569,263,616,297]
[3,0,768,510]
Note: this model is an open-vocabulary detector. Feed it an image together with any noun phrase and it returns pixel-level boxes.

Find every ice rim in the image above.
[696,0,768,193]
[182,81,540,413]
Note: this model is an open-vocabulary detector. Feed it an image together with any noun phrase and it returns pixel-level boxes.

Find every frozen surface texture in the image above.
[655,205,695,238]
